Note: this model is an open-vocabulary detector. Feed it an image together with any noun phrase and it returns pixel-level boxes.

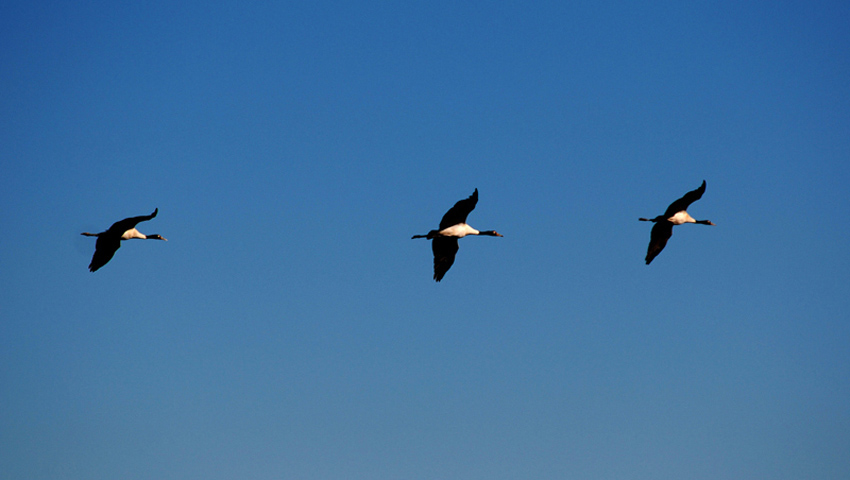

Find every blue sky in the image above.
[2,1,849,478]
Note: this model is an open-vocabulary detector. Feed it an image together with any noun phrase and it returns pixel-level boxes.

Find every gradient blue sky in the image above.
[2,1,849,479]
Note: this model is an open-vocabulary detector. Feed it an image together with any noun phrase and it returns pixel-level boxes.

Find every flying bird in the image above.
[639,180,715,265]
[412,188,503,281]
[81,208,167,272]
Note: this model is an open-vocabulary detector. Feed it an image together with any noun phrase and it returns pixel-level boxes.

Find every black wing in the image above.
[663,181,705,217]
[89,235,121,272]
[107,208,158,234]
[645,221,674,265]
[438,189,478,230]
[432,237,459,282]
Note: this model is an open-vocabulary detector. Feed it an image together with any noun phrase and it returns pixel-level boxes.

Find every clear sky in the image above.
[2,1,849,479]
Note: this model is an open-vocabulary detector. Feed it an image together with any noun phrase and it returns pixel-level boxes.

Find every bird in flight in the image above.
[81,208,167,272]
[412,189,503,281]
[639,180,715,265]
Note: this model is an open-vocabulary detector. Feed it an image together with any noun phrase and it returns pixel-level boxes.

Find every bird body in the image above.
[82,208,166,272]
[428,223,481,239]
[121,228,151,240]
[412,189,502,281]
[667,211,697,225]
[639,181,714,264]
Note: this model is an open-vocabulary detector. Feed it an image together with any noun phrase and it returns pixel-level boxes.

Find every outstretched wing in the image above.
[645,221,674,265]
[439,189,478,230]
[663,181,706,217]
[89,235,121,272]
[432,237,459,282]
[107,208,158,234]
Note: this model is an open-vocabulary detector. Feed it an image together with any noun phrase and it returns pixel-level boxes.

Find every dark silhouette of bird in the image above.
[81,208,167,272]
[639,180,715,264]
[412,189,502,281]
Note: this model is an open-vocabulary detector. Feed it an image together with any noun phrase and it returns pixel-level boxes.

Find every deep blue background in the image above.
[2,1,849,478]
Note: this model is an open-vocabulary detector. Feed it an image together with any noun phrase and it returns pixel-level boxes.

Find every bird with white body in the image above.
[412,189,503,281]
[81,208,167,272]
[639,180,715,264]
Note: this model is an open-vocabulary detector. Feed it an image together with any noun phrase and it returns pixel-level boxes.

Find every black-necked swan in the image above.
[412,189,502,281]
[639,180,715,265]
[81,208,167,272]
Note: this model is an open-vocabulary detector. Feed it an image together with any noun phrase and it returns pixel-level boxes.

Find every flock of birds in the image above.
[82,181,715,279]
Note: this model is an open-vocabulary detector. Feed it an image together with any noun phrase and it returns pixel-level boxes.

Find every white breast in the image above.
[121,228,146,240]
[668,211,696,225]
[438,223,479,238]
